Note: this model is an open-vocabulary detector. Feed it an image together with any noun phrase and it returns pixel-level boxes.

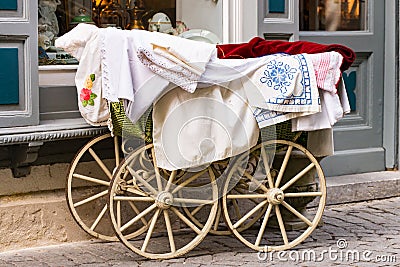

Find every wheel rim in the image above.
[66,133,120,241]
[222,140,326,251]
[109,144,219,259]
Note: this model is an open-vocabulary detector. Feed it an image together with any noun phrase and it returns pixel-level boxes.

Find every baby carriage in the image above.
[60,24,354,260]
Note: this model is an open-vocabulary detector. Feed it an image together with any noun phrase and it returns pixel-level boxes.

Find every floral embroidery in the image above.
[80,73,97,107]
[260,60,297,95]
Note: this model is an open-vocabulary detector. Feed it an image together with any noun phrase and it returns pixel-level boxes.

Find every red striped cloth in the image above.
[309,51,343,93]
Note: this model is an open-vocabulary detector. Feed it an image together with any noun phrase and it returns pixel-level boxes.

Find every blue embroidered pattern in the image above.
[254,54,318,125]
[260,59,297,95]
[263,54,312,106]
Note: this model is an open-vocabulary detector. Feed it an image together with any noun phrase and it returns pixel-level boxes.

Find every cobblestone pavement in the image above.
[0,197,399,267]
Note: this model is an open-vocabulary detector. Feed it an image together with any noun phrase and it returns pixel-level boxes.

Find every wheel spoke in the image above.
[213,206,222,231]
[88,148,112,180]
[174,198,215,205]
[117,201,121,228]
[90,204,108,231]
[233,200,268,229]
[233,188,263,205]
[164,210,176,253]
[164,170,177,192]
[120,203,157,232]
[123,187,149,197]
[274,145,293,188]
[227,194,268,199]
[172,168,209,194]
[275,205,289,245]
[260,145,274,188]
[128,201,148,226]
[281,201,313,226]
[141,209,160,252]
[284,192,323,198]
[237,167,269,192]
[113,196,154,202]
[114,136,120,167]
[127,166,158,195]
[151,148,163,192]
[255,203,273,246]
[72,173,110,186]
[280,163,315,191]
[232,199,241,219]
[73,190,108,208]
[171,207,202,235]
[190,204,206,216]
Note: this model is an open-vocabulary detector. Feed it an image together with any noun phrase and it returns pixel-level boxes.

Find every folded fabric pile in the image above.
[56,24,356,170]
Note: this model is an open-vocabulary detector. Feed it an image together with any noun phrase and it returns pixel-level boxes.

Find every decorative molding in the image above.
[335,53,372,129]
[263,0,294,24]
[0,127,107,145]
[0,0,28,22]
[222,0,246,43]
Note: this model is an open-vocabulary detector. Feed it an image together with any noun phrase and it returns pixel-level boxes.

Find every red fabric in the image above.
[216,37,356,72]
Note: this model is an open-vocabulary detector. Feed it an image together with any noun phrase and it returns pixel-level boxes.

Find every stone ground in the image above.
[0,197,399,267]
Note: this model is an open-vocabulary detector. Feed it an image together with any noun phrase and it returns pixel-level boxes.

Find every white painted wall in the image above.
[177,0,258,44]
[177,0,223,42]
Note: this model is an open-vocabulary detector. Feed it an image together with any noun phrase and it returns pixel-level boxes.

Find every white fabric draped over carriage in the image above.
[55,24,350,170]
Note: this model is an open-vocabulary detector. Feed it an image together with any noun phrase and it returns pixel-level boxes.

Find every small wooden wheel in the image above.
[109,144,219,259]
[66,133,148,241]
[222,140,326,252]
[66,133,121,241]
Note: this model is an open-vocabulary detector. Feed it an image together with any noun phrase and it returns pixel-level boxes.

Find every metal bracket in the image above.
[9,141,43,178]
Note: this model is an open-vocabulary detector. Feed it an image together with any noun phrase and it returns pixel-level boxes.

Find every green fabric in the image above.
[109,101,153,143]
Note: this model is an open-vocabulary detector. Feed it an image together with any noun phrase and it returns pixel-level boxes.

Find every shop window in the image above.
[38,0,176,65]
[300,0,368,31]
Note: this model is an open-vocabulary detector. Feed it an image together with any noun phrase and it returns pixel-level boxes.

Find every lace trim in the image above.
[137,47,200,93]
[100,29,116,102]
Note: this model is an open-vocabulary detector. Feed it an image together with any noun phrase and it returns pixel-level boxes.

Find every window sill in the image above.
[39,65,77,87]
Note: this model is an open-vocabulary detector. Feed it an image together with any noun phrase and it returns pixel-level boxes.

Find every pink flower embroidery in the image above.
[80,74,97,107]
[80,88,91,101]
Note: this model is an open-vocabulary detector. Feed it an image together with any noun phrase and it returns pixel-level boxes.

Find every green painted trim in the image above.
[0,48,19,105]
[0,0,17,10]
[269,0,285,13]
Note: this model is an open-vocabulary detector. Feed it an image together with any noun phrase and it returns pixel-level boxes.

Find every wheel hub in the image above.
[156,191,174,209]
[267,188,284,205]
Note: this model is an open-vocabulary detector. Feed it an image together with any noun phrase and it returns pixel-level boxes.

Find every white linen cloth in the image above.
[292,78,350,131]
[101,26,216,121]
[55,24,109,126]
[152,80,259,171]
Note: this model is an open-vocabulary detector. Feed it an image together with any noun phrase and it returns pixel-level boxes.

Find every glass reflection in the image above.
[300,0,367,31]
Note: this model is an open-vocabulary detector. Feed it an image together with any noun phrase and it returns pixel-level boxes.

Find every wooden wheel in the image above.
[222,140,326,252]
[66,133,147,241]
[109,144,219,259]
[66,133,120,241]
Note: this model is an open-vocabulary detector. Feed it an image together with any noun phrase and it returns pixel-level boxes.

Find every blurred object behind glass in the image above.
[300,0,367,31]
[99,0,130,28]
[126,0,147,29]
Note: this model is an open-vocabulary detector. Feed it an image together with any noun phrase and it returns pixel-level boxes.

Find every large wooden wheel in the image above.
[109,144,219,259]
[222,140,326,252]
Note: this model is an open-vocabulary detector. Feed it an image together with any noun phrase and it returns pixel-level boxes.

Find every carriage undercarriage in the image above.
[66,126,326,260]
